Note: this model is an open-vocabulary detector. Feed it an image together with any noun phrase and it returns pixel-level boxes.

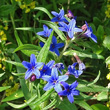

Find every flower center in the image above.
[52,44,55,48]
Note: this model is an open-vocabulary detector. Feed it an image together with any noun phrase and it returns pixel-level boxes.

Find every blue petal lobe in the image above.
[46,60,55,68]
[22,61,31,69]
[60,81,69,89]
[58,75,68,82]
[54,83,62,93]
[43,82,54,91]
[58,90,68,96]
[30,54,36,67]
[25,69,33,79]
[42,75,51,81]
[67,94,74,103]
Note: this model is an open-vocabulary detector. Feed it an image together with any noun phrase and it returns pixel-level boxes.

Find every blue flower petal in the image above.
[25,69,33,79]
[70,81,78,89]
[30,54,36,67]
[67,94,74,103]
[68,31,74,38]
[34,69,41,79]
[60,81,69,89]
[72,90,80,96]
[37,31,45,36]
[56,43,64,48]
[58,75,68,82]
[51,11,59,16]
[46,60,55,68]
[91,33,97,43]
[54,48,60,56]
[54,83,62,93]
[35,62,43,69]
[42,75,51,81]
[59,9,64,16]
[22,61,31,69]
[51,67,58,79]
[58,27,67,32]
[43,82,54,91]
[58,90,68,96]
[40,42,44,47]
[52,36,57,44]
[43,25,48,32]
[74,28,82,32]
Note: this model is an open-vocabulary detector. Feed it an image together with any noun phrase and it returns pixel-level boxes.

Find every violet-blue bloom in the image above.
[55,63,65,74]
[37,25,52,37]
[68,63,83,78]
[42,67,68,93]
[22,54,43,79]
[39,36,64,56]
[40,60,55,77]
[58,81,79,103]
[84,21,97,43]
[51,9,68,23]
[59,19,82,38]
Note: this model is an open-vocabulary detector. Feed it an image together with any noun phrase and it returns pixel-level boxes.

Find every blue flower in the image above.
[50,36,64,56]
[37,25,53,37]
[59,19,82,38]
[54,63,65,74]
[39,36,64,56]
[42,67,68,93]
[84,21,97,43]
[58,81,79,103]
[51,9,68,23]
[22,54,43,79]
[66,10,77,20]
[40,60,55,77]
[68,63,83,78]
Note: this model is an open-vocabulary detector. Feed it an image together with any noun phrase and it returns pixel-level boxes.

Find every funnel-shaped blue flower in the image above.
[68,63,83,78]
[84,21,97,43]
[42,67,68,93]
[40,60,55,77]
[58,81,79,103]
[22,54,43,79]
[59,19,82,38]
[51,9,68,23]
[37,25,52,37]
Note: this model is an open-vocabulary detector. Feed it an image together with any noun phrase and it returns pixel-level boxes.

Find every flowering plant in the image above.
[1,1,110,109]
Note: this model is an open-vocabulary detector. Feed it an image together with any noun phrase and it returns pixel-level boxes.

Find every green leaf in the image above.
[103,36,110,50]
[0,86,11,92]
[37,31,53,63]
[77,84,108,92]
[2,89,24,102]
[39,20,66,41]
[5,60,24,68]
[0,5,15,16]
[43,99,57,110]
[97,90,108,101]
[57,99,77,110]
[87,71,101,86]
[63,50,104,59]
[11,72,25,76]
[7,95,37,109]
[16,27,38,32]
[91,104,109,110]
[105,56,110,64]
[34,7,53,19]
[75,101,93,110]
[96,25,104,44]
[32,88,54,107]
[13,44,41,53]
[93,17,102,26]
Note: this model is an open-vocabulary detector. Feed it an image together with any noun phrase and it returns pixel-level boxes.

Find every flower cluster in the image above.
[22,9,97,103]
[22,54,85,103]
[0,23,8,42]
[37,9,97,56]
